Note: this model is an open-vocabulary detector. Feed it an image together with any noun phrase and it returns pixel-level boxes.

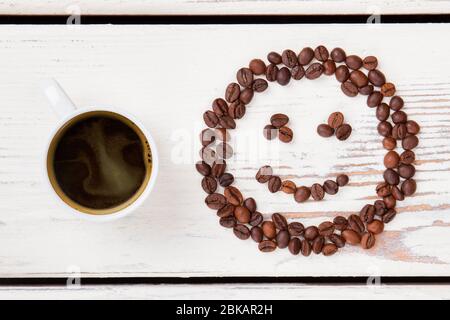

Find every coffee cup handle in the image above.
[41,78,77,118]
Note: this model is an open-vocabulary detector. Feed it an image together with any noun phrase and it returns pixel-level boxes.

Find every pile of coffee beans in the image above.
[317,112,352,140]
[197,45,419,257]
[263,113,293,143]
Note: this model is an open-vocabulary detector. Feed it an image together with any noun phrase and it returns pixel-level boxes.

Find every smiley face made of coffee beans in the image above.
[196,46,419,256]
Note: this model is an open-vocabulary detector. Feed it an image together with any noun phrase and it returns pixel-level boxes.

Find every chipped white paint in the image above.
[0,24,449,278]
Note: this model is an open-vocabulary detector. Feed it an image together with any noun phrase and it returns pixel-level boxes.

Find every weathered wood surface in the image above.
[0,0,449,15]
[0,24,449,277]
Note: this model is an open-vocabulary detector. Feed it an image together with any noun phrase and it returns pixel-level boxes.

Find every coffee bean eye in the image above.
[198,45,419,257]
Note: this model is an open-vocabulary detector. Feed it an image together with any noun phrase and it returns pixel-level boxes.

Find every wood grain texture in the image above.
[0,24,449,277]
[0,0,449,15]
[1,284,449,300]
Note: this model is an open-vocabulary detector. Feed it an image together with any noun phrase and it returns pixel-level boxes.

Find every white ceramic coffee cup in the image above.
[42,79,159,221]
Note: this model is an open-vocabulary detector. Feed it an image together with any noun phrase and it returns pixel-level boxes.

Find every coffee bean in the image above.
[401,178,417,196]
[392,123,407,140]
[272,213,288,230]
[381,82,396,97]
[282,49,298,68]
[270,113,289,128]
[348,214,365,233]
[205,193,227,210]
[312,236,325,254]
[219,216,236,228]
[277,67,291,86]
[377,121,392,137]
[384,168,400,185]
[218,115,236,129]
[383,137,397,150]
[294,186,311,202]
[374,200,387,216]
[363,56,378,70]
[263,124,278,140]
[336,174,349,187]
[322,59,336,75]
[367,91,383,108]
[281,180,296,194]
[304,226,319,241]
[329,234,346,248]
[331,47,346,62]
[333,216,348,231]
[314,45,329,62]
[243,197,257,213]
[341,81,358,97]
[224,186,243,206]
[212,98,228,117]
[376,103,390,121]
[239,88,254,104]
[291,65,306,80]
[288,238,301,255]
[342,229,361,245]
[279,126,293,143]
[252,79,268,92]
[236,67,254,88]
[298,47,314,65]
[361,232,376,249]
[228,101,246,119]
[196,161,211,176]
[249,59,266,75]
[200,128,215,147]
[389,96,404,111]
[203,110,219,128]
[400,150,415,164]
[335,65,350,82]
[211,160,226,178]
[259,240,277,252]
[276,230,290,248]
[384,151,400,169]
[288,222,305,236]
[217,203,235,218]
[345,55,363,70]
[402,135,419,150]
[225,83,240,103]
[265,64,279,82]
[200,146,217,165]
[328,112,344,129]
[268,176,282,193]
[406,120,420,135]
[391,110,407,124]
[359,85,374,95]
[359,204,375,224]
[256,165,273,183]
[376,182,391,197]
[383,195,396,209]
[219,173,234,187]
[305,63,324,80]
[214,128,229,142]
[301,239,312,256]
[216,142,233,159]
[318,221,335,236]
[202,176,217,194]
[267,51,282,64]
[382,208,397,223]
[234,206,251,224]
[398,164,415,179]
[335,124,352,140]
[322,243,338,256]
[323,180,339,195]
[251,226,264,243]
[249,211,264,226]
[262,221,276,239]
[367,220,384,234]
[311,183,325,201]
[368,69,386,87]
[391,185,405,201]
[350,70,369,88]
[317,124,334,137]
[233,224,250,240]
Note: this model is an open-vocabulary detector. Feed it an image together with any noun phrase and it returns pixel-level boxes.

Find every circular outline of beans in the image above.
[197,46,419,256]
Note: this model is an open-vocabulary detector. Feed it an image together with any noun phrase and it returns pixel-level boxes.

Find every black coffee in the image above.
[53,115,146,209]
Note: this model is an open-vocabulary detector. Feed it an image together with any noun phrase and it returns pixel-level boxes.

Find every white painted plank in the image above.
[0,24,449,277]
[0,0,449,15]
[0,284,449,300]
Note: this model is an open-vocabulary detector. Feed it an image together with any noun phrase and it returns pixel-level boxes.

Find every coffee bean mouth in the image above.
[197,46,419,257]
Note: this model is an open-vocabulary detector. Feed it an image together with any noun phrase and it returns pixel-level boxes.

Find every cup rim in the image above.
[43,106,159,222]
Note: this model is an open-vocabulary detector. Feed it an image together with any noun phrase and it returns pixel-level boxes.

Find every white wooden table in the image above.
[0,5,450,299]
